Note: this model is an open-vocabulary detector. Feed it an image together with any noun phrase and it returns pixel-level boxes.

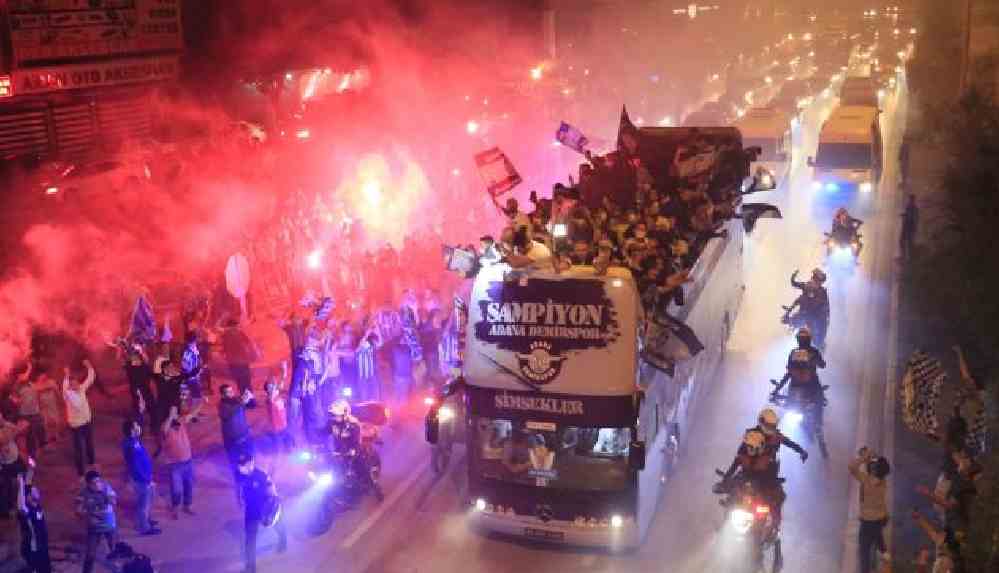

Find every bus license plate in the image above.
[524,528,564,542]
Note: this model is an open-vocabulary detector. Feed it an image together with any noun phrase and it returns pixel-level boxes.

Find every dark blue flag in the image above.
[555,121,589,154]
[642,311,705,372]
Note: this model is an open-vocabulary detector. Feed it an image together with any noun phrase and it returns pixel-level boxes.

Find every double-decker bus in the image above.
[455,215,746,549]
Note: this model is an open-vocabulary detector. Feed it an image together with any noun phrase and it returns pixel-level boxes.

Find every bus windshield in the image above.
[815,142,872,169]
[473,418,631,492]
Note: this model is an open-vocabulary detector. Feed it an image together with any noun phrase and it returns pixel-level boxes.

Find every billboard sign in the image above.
[11,56,179,95]
[6,0,183,67]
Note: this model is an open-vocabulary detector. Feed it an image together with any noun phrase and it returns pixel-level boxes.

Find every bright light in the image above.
[451,168,461,177]
[893,28,900,36]
[860,182,873,192]
[736,108,746,118]
[910,27,917,35]
[635,117,645,125]
[811,181,822,191]
[296,450,313,463]
[803,33,813,41]
[466,120,480,135]
[877,89,886,99]
[530,66,543,81]
[308,471,334,487]
[611,279,624,288]
[341,387,353,398]
[730,508,754,534]
[423,396,436,406]
[825,182,839,192]
[765,76,773,84]
[610,515,624,528]
[285,73,293,80]
[897,50,905,59]
[809,51,815,57]
[438,406,455,422]
[361,179,382,206]
[657,116,674,127]
[711,73,720,81]
[755,505,770,515]
[306,249,324,270]
[785,411,804,425]
[45,186,59,195]
[296,129,310,139]
[475,498,487,512]
[552,223,568,237]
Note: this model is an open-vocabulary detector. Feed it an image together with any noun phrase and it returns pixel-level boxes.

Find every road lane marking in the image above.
[340,461,429,549]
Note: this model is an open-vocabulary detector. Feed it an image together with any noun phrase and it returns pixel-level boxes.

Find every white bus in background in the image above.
[808,105,883,193]
[735,106,794,188]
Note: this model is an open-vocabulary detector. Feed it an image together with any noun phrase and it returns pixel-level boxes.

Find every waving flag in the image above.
[128,296,157,343]
[740,203,783,233]
[474,147,522,197]
[641,312,705,374]
[616,106,640,155]
[555,121,589,154]
[900,350,944,439]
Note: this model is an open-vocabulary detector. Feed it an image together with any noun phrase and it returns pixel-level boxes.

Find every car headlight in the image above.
[475,498,487,512]
[859,182,873,192]
[438,406,455,422]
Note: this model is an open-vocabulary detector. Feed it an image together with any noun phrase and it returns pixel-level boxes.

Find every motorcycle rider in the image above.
[718,430,790,528]
[753,407,809,464]
[325,400,381,499]
[773,328,827,429]
[831,207,863,242]
[788,269,830,346]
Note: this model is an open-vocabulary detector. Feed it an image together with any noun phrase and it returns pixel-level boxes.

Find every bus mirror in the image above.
[806,156,815,167]
[425,412,440,444]
[629,441,646,471]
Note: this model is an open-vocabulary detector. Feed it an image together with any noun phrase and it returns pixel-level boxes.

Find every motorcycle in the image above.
[302,401,388,534]
[425,377,467,475]
[824,229,862,259]
[780,305,828,349]
[713,469,784,573]
[769,380,829,459]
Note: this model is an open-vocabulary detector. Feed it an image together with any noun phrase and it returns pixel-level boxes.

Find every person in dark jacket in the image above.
[16,465,50,573]
[120,419,160,535]
[236,453,286,573]
[122,345,158,433]
[221,320,260,395]
[219,384,256,500]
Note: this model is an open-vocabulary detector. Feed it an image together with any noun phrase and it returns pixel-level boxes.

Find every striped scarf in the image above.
[357,341,377,381]
[901,350,944,439]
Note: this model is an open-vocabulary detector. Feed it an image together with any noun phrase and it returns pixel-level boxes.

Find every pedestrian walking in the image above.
[10,363,50,459]
[235,453,286,573]
[0,413,28,519]
[222,319,261,395]
[62,360,96,476]
[76,470,120,573]
[219,384,257,499]
[161,407,195,520]
[900,194,918,260]
[264,363,294,453]
[16,463,51,573]
[849,447,891,573]
[120,419,160,535]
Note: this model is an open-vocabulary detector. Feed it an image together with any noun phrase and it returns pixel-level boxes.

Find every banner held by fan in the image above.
[474,147,522,197]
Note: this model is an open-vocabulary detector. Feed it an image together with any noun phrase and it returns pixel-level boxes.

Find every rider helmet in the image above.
[743,430,766,456]
[796,327,812,346]
[758,408,779,436]
[329,399,351,421]
[868,456,891,479]
[810,268,827,285]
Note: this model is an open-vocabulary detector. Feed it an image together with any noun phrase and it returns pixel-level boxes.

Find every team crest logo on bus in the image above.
[516,341,565,384]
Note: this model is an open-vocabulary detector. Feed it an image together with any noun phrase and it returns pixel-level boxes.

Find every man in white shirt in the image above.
[500,226,553,271]
[63,360,97,477]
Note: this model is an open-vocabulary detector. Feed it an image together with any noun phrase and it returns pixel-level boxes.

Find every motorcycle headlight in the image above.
[308,471,334,487]
[730,508,754,534]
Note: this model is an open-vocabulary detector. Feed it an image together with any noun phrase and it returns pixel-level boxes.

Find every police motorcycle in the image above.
[303,400,389,534]
[769,379,829,459]
[425,376,468,475]
[712,467,784,573]
[780,270,829,349]
[824,229,862,259]
[780,304,828,350]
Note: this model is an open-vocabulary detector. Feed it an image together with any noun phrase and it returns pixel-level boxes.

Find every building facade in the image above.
[0,0,183,163]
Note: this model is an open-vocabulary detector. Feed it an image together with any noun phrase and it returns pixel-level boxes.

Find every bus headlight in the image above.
[859,182,873,192]
[475,498,487,512]
[610,514,624,528]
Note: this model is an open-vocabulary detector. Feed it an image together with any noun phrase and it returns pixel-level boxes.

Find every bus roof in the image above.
[819,106,878,144]
[734,107,791,139]
[464,264,639,397]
